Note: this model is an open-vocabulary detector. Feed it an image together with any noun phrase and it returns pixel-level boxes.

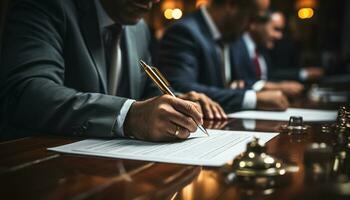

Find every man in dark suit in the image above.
[232,11,323,90]
[158,0,290,113]
[230,11,304,98]
[269,12,324,82]
[0,0,226,141]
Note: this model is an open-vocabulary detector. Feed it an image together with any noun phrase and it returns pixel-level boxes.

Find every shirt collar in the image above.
[95,0,115,28]
[243,32,256,59]
[200,6,222,41]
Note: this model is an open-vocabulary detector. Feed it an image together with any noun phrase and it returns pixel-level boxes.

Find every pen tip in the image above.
[199,125,209,136]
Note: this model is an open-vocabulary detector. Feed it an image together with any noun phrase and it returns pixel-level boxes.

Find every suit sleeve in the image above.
[0,0,129,137]
[157,23,245,112]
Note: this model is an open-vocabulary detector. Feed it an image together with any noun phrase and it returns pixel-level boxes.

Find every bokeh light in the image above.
[164,8,173,19]
[298,7,314,19]
[172,8,183,20]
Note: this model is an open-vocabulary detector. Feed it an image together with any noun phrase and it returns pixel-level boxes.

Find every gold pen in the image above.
[139,60,209,136]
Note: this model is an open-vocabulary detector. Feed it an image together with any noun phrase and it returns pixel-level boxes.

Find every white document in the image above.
[48,130,278,167]
[309,87,349,103]
[228,108,337,122]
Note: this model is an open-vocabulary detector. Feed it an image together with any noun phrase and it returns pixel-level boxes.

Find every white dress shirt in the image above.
[95,0,135,137]
[200,6,257,109]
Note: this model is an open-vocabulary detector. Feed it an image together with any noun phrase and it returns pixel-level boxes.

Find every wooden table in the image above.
[0,98,347,200]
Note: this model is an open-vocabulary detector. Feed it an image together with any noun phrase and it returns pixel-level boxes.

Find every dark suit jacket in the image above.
[268,38,303,81]
[0,0,156,139]
[231,36,301,82]
[158,10,247,112]
[230,37,260,86]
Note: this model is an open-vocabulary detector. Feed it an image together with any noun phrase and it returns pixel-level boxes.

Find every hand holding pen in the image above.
[139,60,209,136]
[122,61,207,142]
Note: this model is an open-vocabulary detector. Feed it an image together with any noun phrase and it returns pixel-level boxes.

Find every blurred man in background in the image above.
[265,12,324,82]
[230,11,306,98]
[158,0,290,112]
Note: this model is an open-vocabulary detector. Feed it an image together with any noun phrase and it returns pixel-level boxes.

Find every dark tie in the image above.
[253,48,262,80]
[103,24,122,95]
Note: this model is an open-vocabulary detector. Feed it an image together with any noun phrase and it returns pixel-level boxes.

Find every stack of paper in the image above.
[228,108,337,122]
[48,130,278,166]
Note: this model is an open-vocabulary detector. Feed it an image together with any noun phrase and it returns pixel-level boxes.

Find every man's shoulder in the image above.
[11,0,78,15]
[167,10,204,33]
[13,0,65,9]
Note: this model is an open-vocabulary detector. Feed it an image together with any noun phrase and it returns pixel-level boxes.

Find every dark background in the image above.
[144,0,349,73]
[1,0,349,72]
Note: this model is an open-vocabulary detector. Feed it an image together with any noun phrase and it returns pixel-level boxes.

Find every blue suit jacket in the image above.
[231,36,291,83]
[230,37,259,86]
[158,10,247,112]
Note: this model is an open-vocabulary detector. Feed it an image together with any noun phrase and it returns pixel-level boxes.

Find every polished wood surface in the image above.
[0,94,347,200]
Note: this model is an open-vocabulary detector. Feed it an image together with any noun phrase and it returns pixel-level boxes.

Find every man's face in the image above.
[253,13,285,49]
[101,0,160,25]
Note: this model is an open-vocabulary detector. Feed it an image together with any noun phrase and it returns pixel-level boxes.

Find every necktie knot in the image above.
[104,24,122,45]
[255,48,260,57]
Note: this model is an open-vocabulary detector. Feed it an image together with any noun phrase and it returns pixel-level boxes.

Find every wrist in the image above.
[123,101,139,139]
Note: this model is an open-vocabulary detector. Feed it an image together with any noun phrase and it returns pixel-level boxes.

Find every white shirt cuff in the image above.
[299,68,308,81]
[112,99,136,137]
[242,119,256,130]
[242,90,257,110]
[252,80,266,91]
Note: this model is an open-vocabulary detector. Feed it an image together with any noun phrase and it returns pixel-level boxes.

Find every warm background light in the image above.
[196,0,210,8]
[164,8,173,19]
[172,8,183,19]
[298,7,314,19]
[163,8,183,20]
[296,0,317,9]
[161,0,184,20]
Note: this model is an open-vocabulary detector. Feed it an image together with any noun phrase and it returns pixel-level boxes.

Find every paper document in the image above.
[228,108,337,122]
[309,86,349,103]
[48,130,278,166]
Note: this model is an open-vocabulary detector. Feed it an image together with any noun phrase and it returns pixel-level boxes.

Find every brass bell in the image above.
[232,138,286,177]
[280,116,309,135]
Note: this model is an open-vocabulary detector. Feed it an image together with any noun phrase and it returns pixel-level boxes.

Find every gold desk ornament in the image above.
[322,106,350,135]
[232,138,287,178]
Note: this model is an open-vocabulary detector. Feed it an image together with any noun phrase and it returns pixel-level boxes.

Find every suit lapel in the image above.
[241,39,256,79]
[196,11,225,87]
[261,50,271,78]
[121,27,141,99]
[76,0,107,93]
